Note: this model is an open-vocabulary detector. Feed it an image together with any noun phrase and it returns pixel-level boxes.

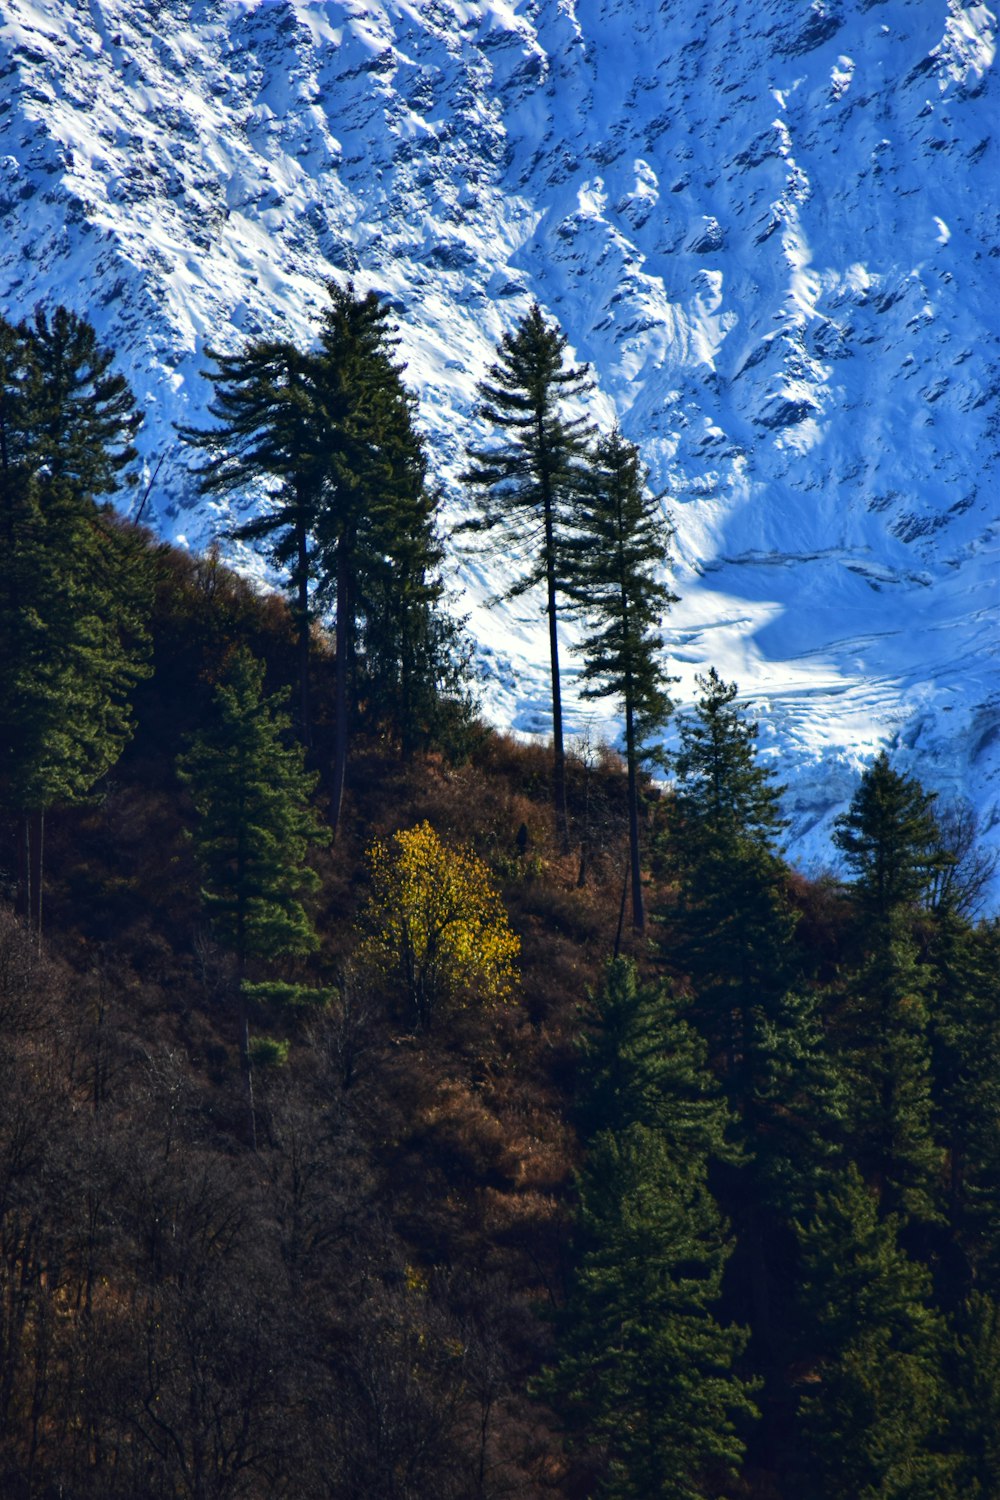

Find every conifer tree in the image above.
[182,284,449,826]
[929,917,1000,1285]
[0,309,149,934]
[662,671,817,1366]
[538,1124,757,1499]
[833,757,947,1223]
[945,1292,1000,1496]
[311,285,445,787]
[178,647,328,1145]
[664,669,796,1111]
[462,304,592,851]
[575,957,734,1164]
[568,428,677,930]
[177,339,319,737]
[833,751,947,923]
[794,1164,959,1498]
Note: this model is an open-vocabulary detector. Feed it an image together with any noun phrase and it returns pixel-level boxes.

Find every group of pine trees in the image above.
[462,303,676,929]
[3,284,1000,1499]
[541,677,1000,1497]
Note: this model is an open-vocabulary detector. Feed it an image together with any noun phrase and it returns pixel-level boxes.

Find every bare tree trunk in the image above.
[624,699,645,933]
[295,515,311,746]
[330,540,350,839]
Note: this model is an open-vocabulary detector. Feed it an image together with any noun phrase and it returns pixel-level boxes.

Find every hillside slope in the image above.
[1,0,998,876]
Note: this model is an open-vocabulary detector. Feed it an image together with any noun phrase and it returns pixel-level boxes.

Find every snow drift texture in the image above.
[1,0,998,881]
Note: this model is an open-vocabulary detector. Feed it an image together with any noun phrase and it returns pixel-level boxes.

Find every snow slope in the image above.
[1,0,998,882]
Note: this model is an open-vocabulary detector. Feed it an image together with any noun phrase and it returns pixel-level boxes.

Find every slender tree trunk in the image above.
[235,871,257,1152]
[16,811,29,924]
[624,697,644,932]
[18,810,44,945]
[330,537,351,839]
[613,858,629,960]
[542,513,569,854]
[295,516,311,747]
[30,808,43,946]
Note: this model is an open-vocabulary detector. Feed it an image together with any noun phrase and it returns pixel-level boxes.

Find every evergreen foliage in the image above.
[181,283,457,819]
[568,427,677,929]
[946,1292,1000,1497]
[0,308,150,931]
[463,303,593,849]
[539,1123,757,1499]
[178,646,328,1134]
[833,756,947,1223]
[833,752,948,923]
[177,337,319,735]
[794,1164,958,1498]
[665,669,796,1111]
[575,957,734,1163]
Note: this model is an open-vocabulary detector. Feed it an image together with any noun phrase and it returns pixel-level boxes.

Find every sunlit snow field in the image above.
[1,0,998,890]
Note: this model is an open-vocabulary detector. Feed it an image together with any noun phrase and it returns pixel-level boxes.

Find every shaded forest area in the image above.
[2,297,1000,1500]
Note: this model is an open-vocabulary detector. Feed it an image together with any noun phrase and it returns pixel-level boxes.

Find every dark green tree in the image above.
[311,286,449,782]
[794,1164,959,1499]
[22,304,142,493]
[0,309,149,934]
[568,428,677,931]
[833,752,947,924]
[945,1292,1000,1497]
[664,669,796,1109]
[182,284,450,826]
[538,1123,756,1499]
[833,757,947,1224]
[178,647,329,1146]
[462,304,592,851]
[930,917,1000,1288]
[662,671,824,1370]
[177,338,319,738]
[575,957,734,1164]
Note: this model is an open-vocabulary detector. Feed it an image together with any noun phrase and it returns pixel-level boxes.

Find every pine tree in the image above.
[794,1164,959,1499]
[930,917,1000,1290]
[538,1123,757,1499]
[575,957,734,1164]
[664,669,796,1110]
[945,1292,1000,1497]
[182,284,452,823]
[833,757,946,1224]
[662,671,818,1369]
[567,428,677,930]
[833,752,947,924]
[23,304,142,494]
[178,647,329,1145]
[0,309,149,934]
[462,304,592,851]
[310,283,444,822]
[178,338,319,738]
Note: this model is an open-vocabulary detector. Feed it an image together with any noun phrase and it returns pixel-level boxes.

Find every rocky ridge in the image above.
[0,0,998,880]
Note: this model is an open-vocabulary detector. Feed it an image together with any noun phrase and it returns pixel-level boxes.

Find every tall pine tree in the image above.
[538,1123,757,1500]
[568,428,677,931]
[0,309,149,935]
[178,647,328,1146]
[832,756,946,1224]
[182,284,449,827]
[462,304,592,851]
[794,1164,958,1499]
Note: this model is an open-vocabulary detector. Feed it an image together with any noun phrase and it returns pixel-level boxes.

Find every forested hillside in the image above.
[2,301,1000,1499]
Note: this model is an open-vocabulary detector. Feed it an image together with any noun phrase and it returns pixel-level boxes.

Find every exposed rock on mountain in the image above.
[1,0,998,877]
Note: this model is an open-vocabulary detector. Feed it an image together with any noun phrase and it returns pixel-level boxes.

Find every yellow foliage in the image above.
[357,820,520,1026]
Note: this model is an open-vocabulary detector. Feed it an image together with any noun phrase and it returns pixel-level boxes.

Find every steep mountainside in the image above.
[1,0,998,878]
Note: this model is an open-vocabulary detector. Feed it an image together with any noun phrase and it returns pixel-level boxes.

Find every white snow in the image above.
[1,0,999,894]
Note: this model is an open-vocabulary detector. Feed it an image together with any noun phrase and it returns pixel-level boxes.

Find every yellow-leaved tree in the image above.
[358,821,519,1028]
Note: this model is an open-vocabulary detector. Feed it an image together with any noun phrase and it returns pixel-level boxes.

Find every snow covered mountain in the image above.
[1,0,998,884]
